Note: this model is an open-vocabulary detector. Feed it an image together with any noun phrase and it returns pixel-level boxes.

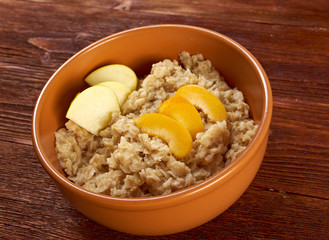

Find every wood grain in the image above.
[0,0,328,239]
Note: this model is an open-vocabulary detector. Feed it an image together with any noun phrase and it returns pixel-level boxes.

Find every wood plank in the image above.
[1,140,328,239]
[0,0,328,238]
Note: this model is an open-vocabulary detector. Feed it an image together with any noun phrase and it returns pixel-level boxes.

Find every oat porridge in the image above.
[54,52,258,197]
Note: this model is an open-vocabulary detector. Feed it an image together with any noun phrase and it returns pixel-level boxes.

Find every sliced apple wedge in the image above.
[158,95,204,139]
[98,81,131,107]
[66,85,120,135]
[135,113,192,158]
[176,85,227,122]
[85,64,138,91]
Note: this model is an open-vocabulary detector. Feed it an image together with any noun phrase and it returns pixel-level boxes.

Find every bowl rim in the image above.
[32,24,272,210]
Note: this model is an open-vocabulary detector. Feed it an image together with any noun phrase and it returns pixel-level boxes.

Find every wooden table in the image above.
[1,0,328,239]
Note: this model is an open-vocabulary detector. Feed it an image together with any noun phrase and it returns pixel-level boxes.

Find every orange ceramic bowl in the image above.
[32,24,272,235]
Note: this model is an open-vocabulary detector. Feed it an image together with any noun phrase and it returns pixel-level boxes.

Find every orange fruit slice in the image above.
[158,95,204,139]
[175,85,227,122]
[135,113,192,158]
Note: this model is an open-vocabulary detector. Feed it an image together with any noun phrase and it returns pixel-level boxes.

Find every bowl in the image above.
[32,24,272,235]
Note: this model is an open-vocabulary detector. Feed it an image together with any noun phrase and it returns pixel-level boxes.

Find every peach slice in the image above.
[175,85,227,122]
[135,113,192,158]
[158,95,204,139]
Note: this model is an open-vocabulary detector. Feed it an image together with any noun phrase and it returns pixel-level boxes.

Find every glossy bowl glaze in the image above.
[32,24,272,235]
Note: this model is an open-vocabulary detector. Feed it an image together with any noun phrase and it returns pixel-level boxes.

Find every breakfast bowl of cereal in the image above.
[32,24,272,235]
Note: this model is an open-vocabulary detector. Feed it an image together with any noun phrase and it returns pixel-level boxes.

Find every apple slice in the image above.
[98,81,131,107]
[85,64,138,91]
[66,85,120,135]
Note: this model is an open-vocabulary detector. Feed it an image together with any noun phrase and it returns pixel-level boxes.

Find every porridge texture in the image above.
[55,52,258,197]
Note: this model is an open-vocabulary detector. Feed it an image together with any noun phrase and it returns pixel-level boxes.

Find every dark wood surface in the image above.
[1,0,328,239]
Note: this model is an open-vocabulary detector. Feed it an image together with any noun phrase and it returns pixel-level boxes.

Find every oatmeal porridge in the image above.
[55,52,258,197]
